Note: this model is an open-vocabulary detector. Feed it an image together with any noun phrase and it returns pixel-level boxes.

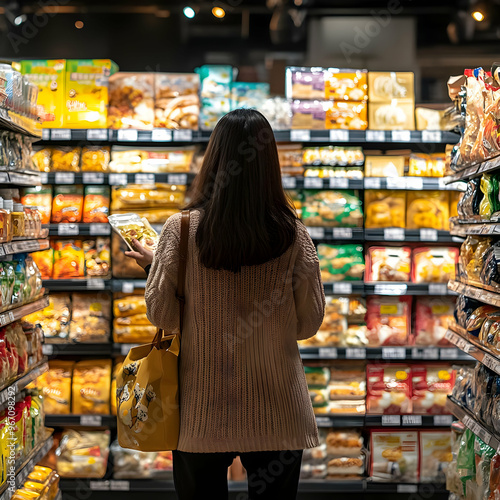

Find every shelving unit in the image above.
[449,219,500,237]
[0,171,42,187]
[0,296,49,329]
[448,279,500,307]
[0,361,48,406]
[46,223,111,236]
[44,414,117,427]
[444,153,500,183]
[0,239,50,256]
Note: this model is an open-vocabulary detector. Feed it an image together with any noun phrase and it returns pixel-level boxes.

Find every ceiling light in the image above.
[183,6,196,18]
[75,20,84,29]
[472,10,485,21]
[13,14,26,25]
[212,6,225,18]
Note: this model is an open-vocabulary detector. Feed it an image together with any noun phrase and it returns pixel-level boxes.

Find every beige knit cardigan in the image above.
[145,210,325,453]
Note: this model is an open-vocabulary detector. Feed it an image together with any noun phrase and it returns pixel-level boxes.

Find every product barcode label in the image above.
[374,283,408,295]
[406,177,423,190]
[364,178,381,189]
[110,481,130,491]
[42,129,50,140]
[117,129,138,141]
[51,129,71,140]
[290,129,311,142]
[329,130,349,142]
[8,311,14,322]
[392,130,411,142]
[483,354,500,374]
[346,348,366,359]
[434,415,453,426]
[422,130,442,143]
[90,224,111,236]
[386,177,406,189]
[0,314,8,326]
[87,279,105,290]
[428,283,447,295]
[42,344,54,355]
[420,348,439,360]
[173,129,193,141]
[54,172,75,184]
[420,228,438,241]
[382,347,406,359]
[382,415,401,426]
[0,246,5,256]
[58,224,79,236]
[82,172,104,184]
[318,348,338,359]
[87,129,109,141]
[333,227,353,239]
[366,130,385,142]
[307,227,324,239]
[90,481,110,491]
[282,177,297,190]
[122,282,135,293]
[402,415,422,426]
[134,173,155,184]
[440,348,459,359]
[333,282,352,295]
[151,129,172,142]
[329,178,349,189]
[168,174,188,185]
[108,173,128,186]
[80,415,103,426]
[303,177,324,189]
[315,417,331,427]
[397,485,418,493]
[383,228,405,241]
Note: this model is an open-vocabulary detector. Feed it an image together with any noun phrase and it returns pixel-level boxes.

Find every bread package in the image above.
[72,359,112,414]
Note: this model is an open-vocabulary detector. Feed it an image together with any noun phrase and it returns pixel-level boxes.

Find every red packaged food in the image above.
[489,453,500,500]
[411,364,455,415]
[367,364,412,414]
[366,296,411,346]
[0,330,9,383]
[366,246,411,282]
[414,297,455,346]
[2,327,19,379]
[6,323,28,376]
[412,247,459,283]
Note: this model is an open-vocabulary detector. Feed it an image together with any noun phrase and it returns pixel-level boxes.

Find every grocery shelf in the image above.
[364,282,452,296]
[42,343,113,356]
[315,414,453,428]
[364,228,462,243]
[448,279,500,306]
[43,279,112,291]
[322,282,365,295]
[299,346,472,361]
[39,128,458,145]
[111,280,147,292]
[306,227,364,242]
[0,238,50,256]
[444,153,500,184]
[446,396,500,449]
[445,328,500,374]
[0,109,41,138]
[0,170,42,187]
[0,431,53,500]
[41,172,195,186]
[363,177,465,191]
[365,481,448,494]
[449,218,500,237]
[46,223,111,236]
[44,414,116,427]
[0,361,48,408]
[0,295,49,329]
[283,176,363,190]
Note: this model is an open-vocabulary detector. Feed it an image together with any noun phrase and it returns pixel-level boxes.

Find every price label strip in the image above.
[383,228,405,241]
[168,174,188,185]
[318,347,338,359]
[333,227,353,239]
[382,415,401,426]
[366,130,385,142]
[333,282,352,294]
[329,178,349,189]
[87,129,109,141]
[51,129,71,140]
[151,129,172,142]
[173,129,193,141]
[402,415,422,426]
[290,130,311,142]
[329,130,349,142]
[303,177,324,189]
[54,172,75,184]
[307,227,324,239]
[382,347,406,359]
[117,129,138,141]
[82,172,105,184]
[58,224,79,236]
[80,415,103,426]
[282,177,296,190]
[346,348,366,359]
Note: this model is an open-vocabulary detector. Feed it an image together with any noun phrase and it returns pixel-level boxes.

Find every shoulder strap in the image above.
[176,210,190,333]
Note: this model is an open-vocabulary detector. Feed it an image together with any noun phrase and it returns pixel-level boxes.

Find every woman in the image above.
[125,108,325,499]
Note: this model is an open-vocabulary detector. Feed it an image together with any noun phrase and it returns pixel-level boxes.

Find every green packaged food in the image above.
[302,190,363,227]
[317,244,365,282]
[304,367,330,388]
[8,258,26,304]
[0,261,14,307]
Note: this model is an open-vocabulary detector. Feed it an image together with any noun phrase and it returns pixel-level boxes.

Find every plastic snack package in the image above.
[110,440,155,479]
[325,101,368,130]
[325,68,368,101]
[365,190,406,228]
[366,296,411,346]
[108,213,158,252]
[327,455,365,477]
[412,247,458,283]
[50,147,80,172]
[113,295,148,317]
[69,292,111,343]
[52,240,84,279]
[370,430,418,482]
[366,364,412,414]
[474,437,496,499]
[21,186,52,224]
[112,325,157,344]
[83,186,109,223]
[24,294,70,341]
[38,361,74,414]
[326,429,363,458]
[309,387,329,412]
[450,190,462,219]
[291,100,328,129]
[6,322,28,375]
[285,67,326,100]
[0,261,14,308]
[305,367,330,387]
[114,314,151,326]
[419,431,453,483]
[108,73,154,129]
[140,148,194,173]
[278,144,303,176]
[329,364,366,400]
[458,178,482,220]
[414,296,455,346]
[231,82,269,110]
[56,429,110,478]
[368,72,414,101]
[83,238,110,277]
[259,97,292,130]
[31,147,52,172]
[407,191,450,230]
[481,241,500,291]
[51,185,83,223]
[111,184,185,210]
[302,190,363,227]
[412,365,455,414]
[369,100,415,130]
[457,428,476,494]
[300,463,327,480]
[81,146,110,172]
[30,248,53,279]
[364,156,405,177]
[317,244,365,282]
[154,73,199,130]
[366,246,411,282]
[303,436,327,465]
[72,359,112,414]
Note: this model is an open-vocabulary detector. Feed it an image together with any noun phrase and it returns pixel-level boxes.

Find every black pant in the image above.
[173,449,303,500]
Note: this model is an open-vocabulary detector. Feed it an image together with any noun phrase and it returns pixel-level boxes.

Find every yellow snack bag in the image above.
[365,190,406,229]
[113,296,147,317]
[112,325,157,344]
[11,489,40,500]
[406,191,450,230]
[72,359,112,415]
[39,361,74,414]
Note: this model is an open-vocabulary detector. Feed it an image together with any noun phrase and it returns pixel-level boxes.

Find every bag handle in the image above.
[153,210,190,349]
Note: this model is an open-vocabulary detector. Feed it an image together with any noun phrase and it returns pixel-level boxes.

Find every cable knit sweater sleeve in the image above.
[144,212,182,331]
[293,223,326,340]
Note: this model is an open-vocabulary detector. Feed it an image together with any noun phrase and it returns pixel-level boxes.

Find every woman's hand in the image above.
[124,239,154,269]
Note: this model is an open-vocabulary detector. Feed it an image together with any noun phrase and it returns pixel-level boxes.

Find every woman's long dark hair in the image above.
[186,108,297,272]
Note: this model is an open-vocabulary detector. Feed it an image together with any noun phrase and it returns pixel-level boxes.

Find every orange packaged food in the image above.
[83,186,110,223]
[52,240,85,279]
[50,147,80,172]
[31,248,53,279]
[21,186,52,224]
[51,185,83,223]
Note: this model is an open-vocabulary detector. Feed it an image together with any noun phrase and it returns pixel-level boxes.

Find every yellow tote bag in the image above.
[116,210,190,451]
